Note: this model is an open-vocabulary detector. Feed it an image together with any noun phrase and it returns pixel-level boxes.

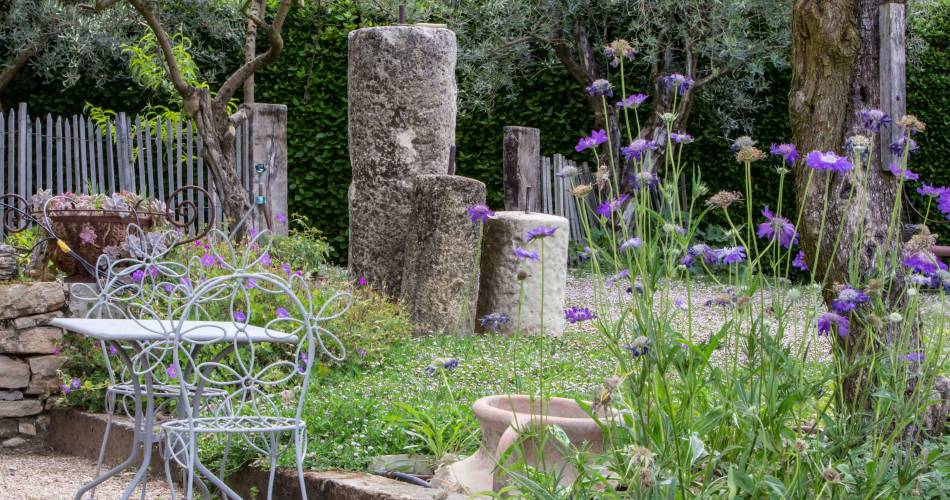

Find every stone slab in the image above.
[0,326,62,354]
[11,311,63,330]
[25,355,66,395]
[0,399,42,417]
[0,355,29,388]
[0,282,66,320]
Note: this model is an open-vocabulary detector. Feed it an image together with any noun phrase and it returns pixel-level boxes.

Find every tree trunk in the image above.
[243,0,264,104]
[0,46,35,111]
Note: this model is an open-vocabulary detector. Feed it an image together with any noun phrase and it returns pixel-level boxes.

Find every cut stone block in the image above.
[0,282,65,320]
[400,175,486,335]
[25,355,66,395]
[0,400,42,418]
[0,327,61,354]
[0,356,29,389]
[11,311,63,330]
[476,212,569,336]
[0,390,23,401]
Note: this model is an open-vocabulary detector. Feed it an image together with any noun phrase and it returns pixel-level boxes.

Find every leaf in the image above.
[688,432,707,467]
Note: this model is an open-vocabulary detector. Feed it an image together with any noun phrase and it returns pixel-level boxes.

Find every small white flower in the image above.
[888,312,903,323]
[906,288,918,297]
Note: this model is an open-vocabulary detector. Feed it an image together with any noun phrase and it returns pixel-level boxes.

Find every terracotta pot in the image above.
[439,394,617,495]
[45,211,156,281]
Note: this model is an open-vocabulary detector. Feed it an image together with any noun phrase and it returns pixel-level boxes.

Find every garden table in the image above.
[51,318,297,500]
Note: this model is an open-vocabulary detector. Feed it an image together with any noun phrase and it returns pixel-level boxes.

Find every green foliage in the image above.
[267,213,332,272]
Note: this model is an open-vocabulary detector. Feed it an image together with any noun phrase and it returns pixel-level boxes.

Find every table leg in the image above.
[120,341,156,500]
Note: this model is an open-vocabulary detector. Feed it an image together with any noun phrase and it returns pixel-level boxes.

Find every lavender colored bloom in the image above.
[674,299,687,310]
[575,129,609,152]
[669,131,693,144]
[514,247,540,261]
[357,348,367,358]
[357,276,368,287]
[525,226,558,242]
[917,184,948,197]
[131,269,145,282]
[818,312,849,337]
[276,307,289,319]
[60,384,71,395]
[467,203,494,224]
[793,250,809,271]
[887,163,919,181]
[260,252,272,267]
[163,283,174,293]
[903,250,947,275]
[70,378,81,389]
[770,143,799,166]
[890,136,918,156]
[565,306,596,324]
[624,336,650,357]
[903,352,925,362]
[200,253,216,267]
[830,286,870,314]
[233,310,247,322]
[280,263,291,274]
[629,170,660,190]
[426,357,459,376]
[245,277,257,289]
[860,109,890,131]
[715,246,746,265]
[616,93,649,109]
[621,138,659,161]
[275,212,288,225]
[166,364,178,379]
[660,73,693,93]
[757,206,798,248]
[805,151,853,173]
[479,313,511,333]
[596,194,630,218]
[298,353,310,374]
[606,269,630,287]
[586,79,613,97]
[620,237,642,251]
[940,192,950,219]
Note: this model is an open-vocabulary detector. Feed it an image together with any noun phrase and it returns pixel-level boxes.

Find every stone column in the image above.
[348,26,458,296]
[502,126,540,211]
[400,175,486,336]
[476,212,569,336]
[244,103,289,235]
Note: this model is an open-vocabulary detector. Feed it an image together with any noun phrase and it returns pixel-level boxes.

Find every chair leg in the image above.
[266,434,279,500]
[163,438,178,500]
[295,428,308,500]
[90,391,117,499]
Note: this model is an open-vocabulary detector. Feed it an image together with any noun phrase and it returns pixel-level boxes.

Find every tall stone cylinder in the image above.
[400,175,486,336]
[476,212,569,336]
[347,26,458,295]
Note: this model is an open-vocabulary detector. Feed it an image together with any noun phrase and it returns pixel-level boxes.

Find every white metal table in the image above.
[52,318,297,500]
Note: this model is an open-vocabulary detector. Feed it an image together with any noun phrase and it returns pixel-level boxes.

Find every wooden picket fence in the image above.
[0,103,259,231]
[540,154,590,243]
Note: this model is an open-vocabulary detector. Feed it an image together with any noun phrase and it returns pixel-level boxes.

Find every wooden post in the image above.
[502,126,540,212]
[879,1,906,169]
[243,103,288,236]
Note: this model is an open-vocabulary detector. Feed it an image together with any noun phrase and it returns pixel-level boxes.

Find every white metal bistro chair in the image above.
[159,228,349,499]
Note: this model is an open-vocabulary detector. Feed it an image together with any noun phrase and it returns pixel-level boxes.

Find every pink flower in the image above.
[357,277,368,287]
[79,225,97,245]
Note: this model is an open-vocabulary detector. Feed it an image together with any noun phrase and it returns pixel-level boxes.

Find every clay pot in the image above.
[440,394,617,495]
[45,211,156,282]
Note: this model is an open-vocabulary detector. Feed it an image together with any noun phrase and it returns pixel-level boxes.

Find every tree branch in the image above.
[214,0,292,108]
[124,0,193,99]
[93,0,122,11]
[0,45,35,94]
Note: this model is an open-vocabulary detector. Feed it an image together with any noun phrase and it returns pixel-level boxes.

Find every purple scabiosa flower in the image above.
[714,246,746,265]
[606,269,630,287]
[200,253,216,267]
[276,307,289,319]
[275,212,288,225]
[596,194,630,218]
[245,278,257,289]
[70,378,81,389]
[233,310,247,322]
[479,312,511,333]
[660,73,693,93]
[903,352,925,362]
[298,353,310,374]
[586,79,613,97]
[940,193,950,219]
[860,109,890,132]
[887,163,919,181]
[817,312,849,337]
[526,226,558,242]
[770,143,799,166]
[357,348,367,358]
[248,228,258,239]
[621,138,659,161]
[757,206,799,248]
[280,263,291,275]
[805,151,853,173]
[624,336,650,357]
[674,299,687,310]
[917,184,948,197]
[830,286,870,314]
[514,247,540,261]
[131,269,145,282]
[163,284,174,294]
[620,237,642,252]
[890,136,918,156]
[565,306,596,324]
[426,357,459,376]
[79,225,97,246]
[793,250,809,271]
[260,252,272,267]
[629,170,660,190]
[669,131,693,144]
[467,203,494,224]
[902,250,947,275]
[60,384,71,395]
[166,364,178,379]
[575,129,609,153]
[616,93,649,109]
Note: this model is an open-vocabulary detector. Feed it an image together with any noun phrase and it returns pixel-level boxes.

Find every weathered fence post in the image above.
[879,1,905,168]
[502,126,540,212]
[244,103,288,235]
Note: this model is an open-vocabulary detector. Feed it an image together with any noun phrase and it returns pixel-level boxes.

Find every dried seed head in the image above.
[905,230,937,253]
[736,295,752,308]
[794,439,808,453]
[571,184,593,197]
[822,467,842,483]
[867,314,884,330]
[706,190,743,209]
[639,468,654,488]
[896,114,926,133]
[735,146,766,163]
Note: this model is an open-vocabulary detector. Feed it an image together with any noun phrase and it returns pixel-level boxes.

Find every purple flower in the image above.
[200,253,216,267]
[586,79,613,97]
[805,151,853,173]
[425,357,459,376]
[357,348,367,358]
[629,171,660,190]
[620,237,642,251]
[108,345,118,356]
[131,269,145,282]
[660,73,693,93]
[275,212,288,225]
[564,306,596,324]
[526,226,558,242]
[939,193,950,219]
[60,384,71,394]
[606,269,630,287]
[669,131,693,144]
[674,299,687,310]
[887,163,919,181]
[903,352,924,362]
[260,252,272,267]
[818,312,849,337]
[248,228,258,239]
[276,307,289,319]
[624,336,650,357]
[770,143,799,166]
[245,278,257,289]
[757,206,798,248]
[70,378,81,389]
[575,129,609,152]
[53,346,62,355]
[890,137,918,156]
[860,109,890,132]
[79,225,97,246]
[917,184,948,197]
[298,353,310,373]
[715,246,746,265]
[163,283,174,293]
[616,94,649,109]
[233,310,247,322]
[166,365,178,379]
[357,276,368,287]
[467,203,494,224]
[479,312,511,332]
[902,250,947,275]
[596,194,630,218]
[793,250,809,271]
[514,247,540,261]
[621,139,659,161]
[830,286,870,314]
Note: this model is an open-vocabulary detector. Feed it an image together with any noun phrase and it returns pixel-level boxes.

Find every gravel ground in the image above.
[0,447,179,499]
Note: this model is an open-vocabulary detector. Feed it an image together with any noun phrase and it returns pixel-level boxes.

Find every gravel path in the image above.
[0,447,179,499]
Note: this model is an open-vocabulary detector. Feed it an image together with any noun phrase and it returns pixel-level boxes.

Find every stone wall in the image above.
[0,282,69,448]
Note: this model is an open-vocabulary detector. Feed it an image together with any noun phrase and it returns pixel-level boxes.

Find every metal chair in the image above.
[159,228,349,499]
